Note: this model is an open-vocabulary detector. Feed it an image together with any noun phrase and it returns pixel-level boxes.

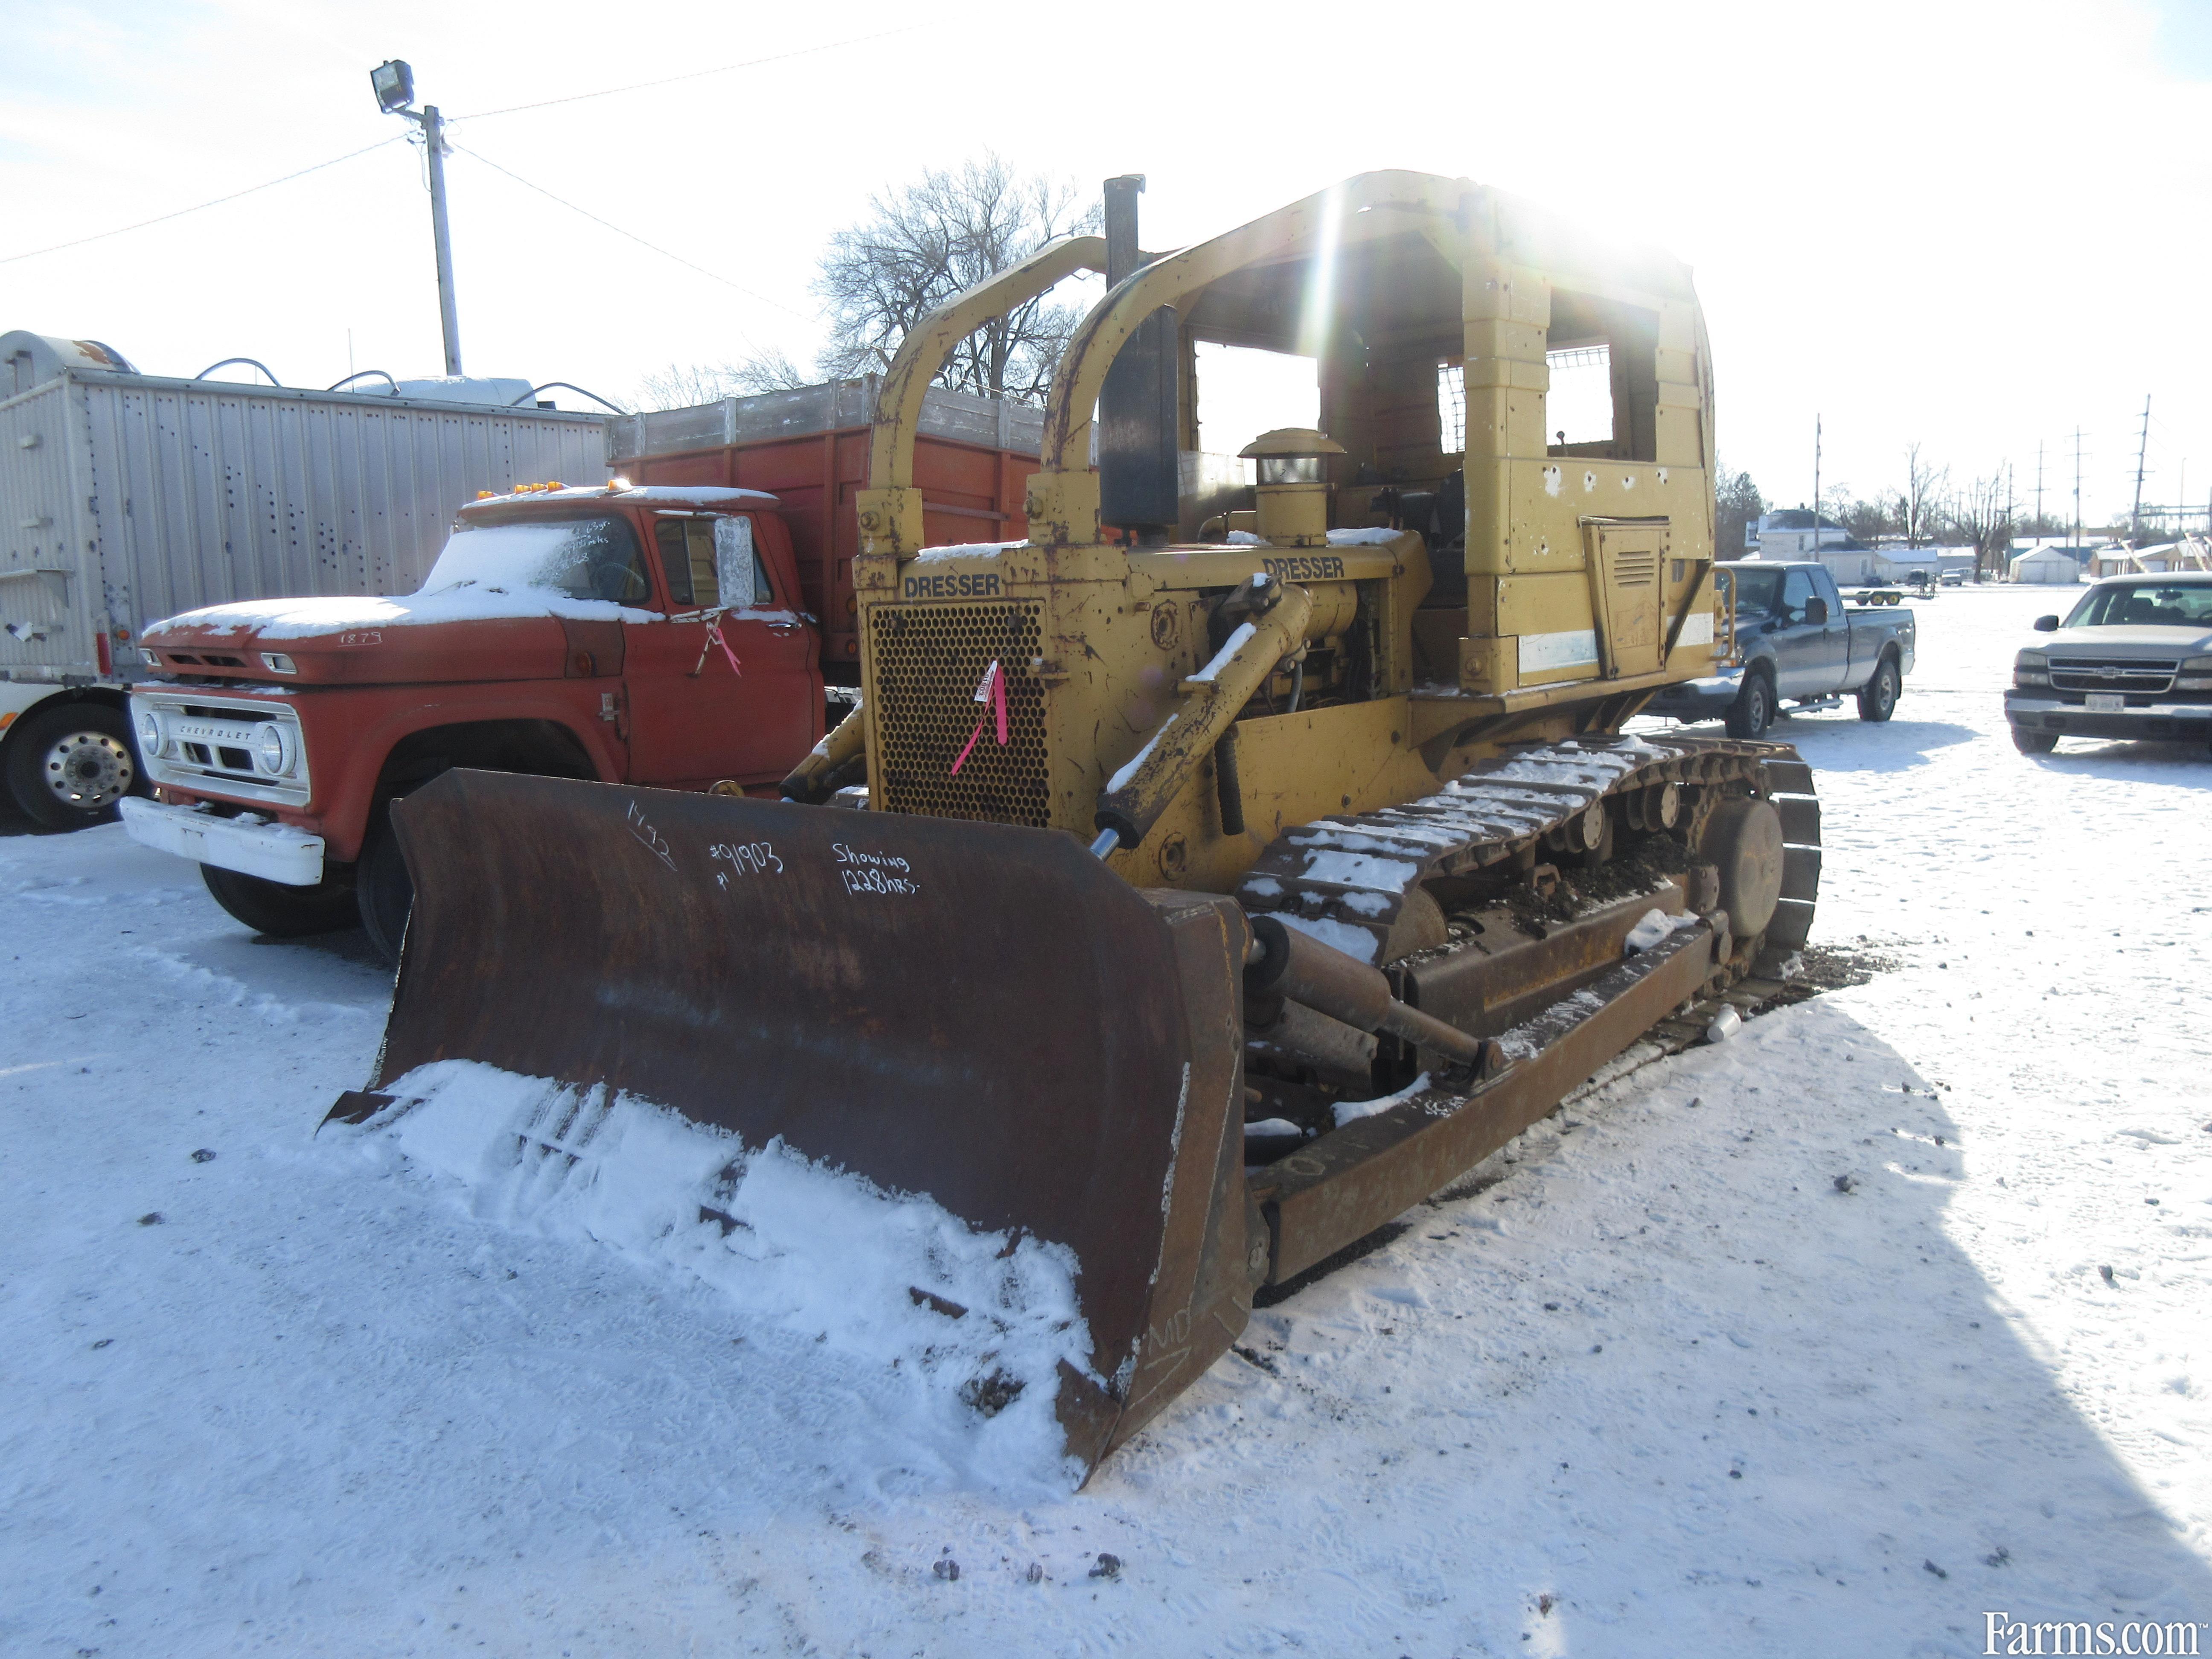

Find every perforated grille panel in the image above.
[869,601,1051,827]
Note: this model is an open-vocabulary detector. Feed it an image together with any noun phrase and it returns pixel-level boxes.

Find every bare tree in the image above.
[1819,483,1895,543]
[1945,472,2013,579]
[1897,442,1950,547]
[1712,462,1764,558]
[635,349,812,411]
[815,153,1100,404]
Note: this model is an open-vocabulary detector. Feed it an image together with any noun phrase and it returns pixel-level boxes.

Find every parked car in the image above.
[2005,573,2212,754]
[1647,560,1916,737]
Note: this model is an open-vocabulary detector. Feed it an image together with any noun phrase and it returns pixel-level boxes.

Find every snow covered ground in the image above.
[4,585,2208,1657]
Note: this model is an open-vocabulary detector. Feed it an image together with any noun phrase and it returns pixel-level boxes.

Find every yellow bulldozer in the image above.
[342,171,1820,1481]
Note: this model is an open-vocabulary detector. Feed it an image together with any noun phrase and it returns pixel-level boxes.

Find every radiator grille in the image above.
[869,601,1051,827]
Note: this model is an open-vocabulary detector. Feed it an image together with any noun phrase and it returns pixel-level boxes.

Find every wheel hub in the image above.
[43,731,132,809]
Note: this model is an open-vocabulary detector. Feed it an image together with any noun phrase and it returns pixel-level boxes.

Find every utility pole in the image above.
[2034,440,2044,537]
[2130,396,2151,545]
[2001,462,2015,582]
[2072,428,2082,549]
[1811,413,1821,557]
[422,105,462,376]
[371,60,463,377]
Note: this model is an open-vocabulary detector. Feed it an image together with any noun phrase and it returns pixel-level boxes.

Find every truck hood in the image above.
[2041,625,2212,656]
[142,588,657,686]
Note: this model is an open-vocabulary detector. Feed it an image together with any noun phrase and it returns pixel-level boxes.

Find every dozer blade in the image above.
[364,769,1259,1480]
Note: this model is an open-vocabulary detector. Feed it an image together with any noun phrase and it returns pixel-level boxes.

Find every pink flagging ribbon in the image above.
[949,659,1009,776]
[708,617,743,676]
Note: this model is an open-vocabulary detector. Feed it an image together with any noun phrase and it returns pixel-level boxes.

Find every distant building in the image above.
[1745,508,1856,558]
[2090,538,2212,577]
[2009,544,2084,584]
[1746,510,1968,585]
[2009,538,2099,566]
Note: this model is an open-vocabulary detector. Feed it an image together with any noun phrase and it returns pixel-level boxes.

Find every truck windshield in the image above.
[2062,582,2212,628]
[422,516,652,605]
[1724,566,1784,614]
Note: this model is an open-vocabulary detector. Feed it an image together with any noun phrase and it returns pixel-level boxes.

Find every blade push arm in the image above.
[1091,577,1313,856]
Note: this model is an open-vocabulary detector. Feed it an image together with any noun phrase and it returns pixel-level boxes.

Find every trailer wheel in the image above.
[1723,670,1774,739]
[356,812,413,967]
[5,701,142,830]
[1856,656,1900,722]
[200,863,360,937]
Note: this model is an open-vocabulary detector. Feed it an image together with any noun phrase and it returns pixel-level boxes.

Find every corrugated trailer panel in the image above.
[0,379,78,673]
[0,371,605,682]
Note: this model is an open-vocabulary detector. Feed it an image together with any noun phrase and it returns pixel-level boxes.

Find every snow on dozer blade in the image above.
[361,768,1259,1480]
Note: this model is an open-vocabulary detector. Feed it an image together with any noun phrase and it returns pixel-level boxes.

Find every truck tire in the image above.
[356,812,414,967]
[1856,656,1900,722]
[2011,726,2058,755]
[6,701,140,831]
[1723,670,1774,739]
[200,863,360,937]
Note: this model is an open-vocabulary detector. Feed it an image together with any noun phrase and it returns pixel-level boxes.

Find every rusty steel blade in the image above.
[369,769,1253,1476]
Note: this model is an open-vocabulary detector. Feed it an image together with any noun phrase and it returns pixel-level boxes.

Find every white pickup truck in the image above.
[2006,573,2212,754]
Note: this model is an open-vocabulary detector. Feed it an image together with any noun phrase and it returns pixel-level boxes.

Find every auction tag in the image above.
[2084,692,2124,711]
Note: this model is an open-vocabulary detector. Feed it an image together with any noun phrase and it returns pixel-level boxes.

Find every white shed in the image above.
[2009,546,2081,584]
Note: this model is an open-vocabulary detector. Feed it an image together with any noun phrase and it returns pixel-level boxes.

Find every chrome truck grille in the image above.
[136,691,312,809]
[2048,658,2180,694]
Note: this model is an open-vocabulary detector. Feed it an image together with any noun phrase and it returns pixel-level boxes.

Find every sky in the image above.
[3,0,2208,529]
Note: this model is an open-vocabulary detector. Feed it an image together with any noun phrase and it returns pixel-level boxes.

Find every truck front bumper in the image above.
[2004,693,2212,743]
[1644,669,1744,721]
[120,797,326,885]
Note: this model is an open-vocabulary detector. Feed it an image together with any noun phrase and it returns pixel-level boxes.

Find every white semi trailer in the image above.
[0,331,609,829]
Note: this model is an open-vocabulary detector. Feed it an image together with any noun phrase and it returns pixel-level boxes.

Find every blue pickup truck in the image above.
[1646,560,1917,737]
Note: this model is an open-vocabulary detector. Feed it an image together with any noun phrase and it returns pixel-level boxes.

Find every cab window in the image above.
[1781,568,1817,623]
[655,517,717,608]
[656,514,772,610]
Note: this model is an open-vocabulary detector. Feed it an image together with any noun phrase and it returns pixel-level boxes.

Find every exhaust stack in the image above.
[1096,175,1180,541]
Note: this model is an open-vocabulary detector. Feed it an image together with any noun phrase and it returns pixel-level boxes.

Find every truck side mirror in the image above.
[1804,596,1827,626]
[2033,614,2059,632]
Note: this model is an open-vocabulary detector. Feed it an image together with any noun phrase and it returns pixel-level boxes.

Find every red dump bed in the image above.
[608,379,1046,673]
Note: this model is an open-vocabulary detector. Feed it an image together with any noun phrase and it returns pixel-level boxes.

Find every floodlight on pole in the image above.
[370,59,414,115]
[370,58,463,377]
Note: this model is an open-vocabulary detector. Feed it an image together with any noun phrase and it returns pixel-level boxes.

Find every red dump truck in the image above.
[119,381,1045,960]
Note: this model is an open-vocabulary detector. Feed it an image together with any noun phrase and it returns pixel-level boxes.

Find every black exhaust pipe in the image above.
[1097,174,1180,543]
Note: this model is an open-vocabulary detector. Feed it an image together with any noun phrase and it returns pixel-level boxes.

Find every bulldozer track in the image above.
[1235,732,1822,1011]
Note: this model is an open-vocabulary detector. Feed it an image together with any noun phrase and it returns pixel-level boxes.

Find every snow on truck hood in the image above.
[148,517,678,642]
[143,586,657,642]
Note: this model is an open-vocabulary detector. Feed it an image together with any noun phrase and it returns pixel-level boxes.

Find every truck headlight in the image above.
[2179,656,2212,692]
[2014,649,2049,688]
[253,722,296,776]
[134,706,166,757]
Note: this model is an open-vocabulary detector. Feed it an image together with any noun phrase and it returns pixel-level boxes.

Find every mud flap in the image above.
[364,769,1255,1480]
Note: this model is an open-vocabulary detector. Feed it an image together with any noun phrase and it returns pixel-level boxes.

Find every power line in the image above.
[0,135,407,267]
[454,25,916,121]
[447,142,811,323]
